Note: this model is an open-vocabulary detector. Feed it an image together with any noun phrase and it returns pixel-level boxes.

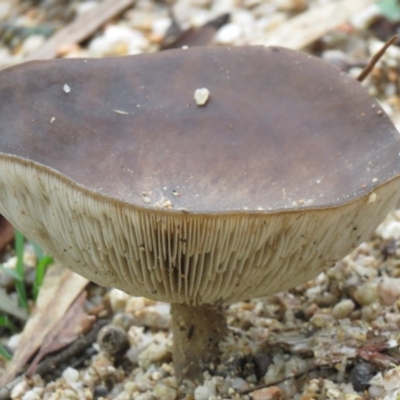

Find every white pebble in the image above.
[332,299,355,319]
[62,367,79,386]
[153,384,177,400]
[109,288,131,313]
[194,88,210,106]
[22,391,40,400]
[138,341,171,369]
[194,386,213,400]
[215,23,242,44]
[7,333,21,352]
[152,17,171,37]
[353,282,378,305]
[21,35,45,56]
[88,25,148,57]
[378,277,400,305]
[376,220,400,240]
[133,303,171,329]
[10,380,30,399]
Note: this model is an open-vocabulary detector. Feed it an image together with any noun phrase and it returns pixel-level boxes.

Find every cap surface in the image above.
[1,46,400,305]
[1,46,400,212]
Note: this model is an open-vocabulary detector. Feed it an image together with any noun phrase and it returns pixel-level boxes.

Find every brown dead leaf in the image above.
[26,290,95,376]
[0,265,89,387]
[0,215,14,253]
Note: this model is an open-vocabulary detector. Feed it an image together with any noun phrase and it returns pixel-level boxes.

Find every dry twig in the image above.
[357,35,399,82]
[24,0,135,61]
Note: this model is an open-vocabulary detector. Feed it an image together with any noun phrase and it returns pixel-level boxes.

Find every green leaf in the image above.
[378,0,400,22]
[33,255,53,300]
[0,315,17,332]
[14,231,28,311]
[0,343,12,361]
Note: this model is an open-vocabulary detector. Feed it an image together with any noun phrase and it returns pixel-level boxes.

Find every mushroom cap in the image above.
[1,46,400,304]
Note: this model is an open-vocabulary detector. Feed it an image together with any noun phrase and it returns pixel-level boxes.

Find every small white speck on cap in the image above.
[194,88,210,106]
[50,117,55,123]
[372,178,378,183]
[63,84,71,93]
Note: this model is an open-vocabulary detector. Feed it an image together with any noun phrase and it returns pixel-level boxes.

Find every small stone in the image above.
[93,386,108,399]
[10,379,30,399]
[194,386,213,400]
[91,354,115,379]
[7,333,21,352]
[194,88,210,106]
[21,36,45,56]
[22,390,41,400]
[353,282,378,305]
[250,386,284,399]
[310,313,335,328]
[138,341,172,369]
[135,392,155,400]
[376,220,400,240]
[112,312,135,331]
[344,394,363,400]
[97,325,129,356]
[215,23,242,44]
[153,384,177,400]
[378,277,400,305]
[133,303,171,329]
[332,299,355,319]
[109,288,130,313]
[62,367,80,386]
[350,362,376,392]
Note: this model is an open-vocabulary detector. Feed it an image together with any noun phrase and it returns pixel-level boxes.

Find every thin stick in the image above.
[357,35,398,82]
[24,0,135,61]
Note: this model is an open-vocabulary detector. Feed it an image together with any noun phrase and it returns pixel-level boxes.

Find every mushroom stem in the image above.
[171,302,227,383]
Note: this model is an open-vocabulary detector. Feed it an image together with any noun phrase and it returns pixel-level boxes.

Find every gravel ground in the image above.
[2,0,400,399]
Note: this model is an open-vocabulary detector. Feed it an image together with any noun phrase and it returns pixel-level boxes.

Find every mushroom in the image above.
[0,46,400,382]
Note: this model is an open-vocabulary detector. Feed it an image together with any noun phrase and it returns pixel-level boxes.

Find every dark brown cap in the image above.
[0,46,399,304]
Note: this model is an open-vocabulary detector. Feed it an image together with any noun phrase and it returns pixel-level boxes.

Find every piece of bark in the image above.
[24,0,135,61]
[251,0,375,50]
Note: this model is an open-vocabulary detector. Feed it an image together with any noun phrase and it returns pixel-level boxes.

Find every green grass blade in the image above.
[33,255,53,300]
[0,315,18,332]
[14,231,28,311]
[0,343,12,361]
